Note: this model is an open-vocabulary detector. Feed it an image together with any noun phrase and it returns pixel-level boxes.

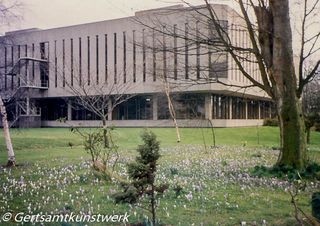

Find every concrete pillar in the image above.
[229,96,233,119]
[258,101,261,119]
[108,98,112,121]
[245,100,248,119]
[269,102,272,118]
[210,94,213,120]
[205,94,213,120]
[67,100,72,121]
[152,94,158,120]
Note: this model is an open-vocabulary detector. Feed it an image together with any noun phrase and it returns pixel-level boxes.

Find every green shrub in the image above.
[251,162,320,180]
[173,184,183,197]
[71,127,120,172]
[170,167,179,175]
[113,130,167,226]
[315,122,320,132]
[263,118,279,127]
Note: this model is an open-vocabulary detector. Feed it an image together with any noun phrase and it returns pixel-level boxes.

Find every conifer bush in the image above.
[113,130,167,226]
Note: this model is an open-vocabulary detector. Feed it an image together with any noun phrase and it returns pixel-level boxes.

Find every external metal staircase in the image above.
[0,57,49,128]
[9,99,42,127]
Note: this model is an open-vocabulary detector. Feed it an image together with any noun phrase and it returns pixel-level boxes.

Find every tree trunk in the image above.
[269,0,307,170]
[0,97,16,167]
[164,83,181,143]
[276,95,307,169]
[102,118,109,148]
[208,119,216,147]
[167,96,181,143]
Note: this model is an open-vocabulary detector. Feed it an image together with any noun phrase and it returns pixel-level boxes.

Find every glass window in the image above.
[54,41,57,87]
[96,35,99,84]
[71,38,74,86]
[112,95,153,120]
[11,46,14,89]
[185,23,189,79]
[32,43,35,80]
[4,47,7,90]
[62,39,65,87]
[143,29,146,82]
[114,33,117,84]
[123,31,126,83]
[152,28,156,82]
[158,93,205,119]
[163,26,167,79]
[87,36,90,85]
[213,95,230,119]
[40,99,67,121]
[79,37,82,86]
[71,102,101,121]
[247,100,259,119]
[232,96,246,119]
[173,24,177,80]
[133,30,136,83]
[208,20,228,79]
[105,34,108,83]
[40,42,49,88]
[260,101,272,119]
[196,21,200,80]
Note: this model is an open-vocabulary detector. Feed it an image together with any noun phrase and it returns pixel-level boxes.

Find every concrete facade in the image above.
[0,4,272,128]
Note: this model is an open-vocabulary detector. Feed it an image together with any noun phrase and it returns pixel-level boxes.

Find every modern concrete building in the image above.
[0,4,274,128]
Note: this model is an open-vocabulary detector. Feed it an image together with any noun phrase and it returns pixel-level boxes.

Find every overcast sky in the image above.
[1,0,319,59]
[1,0,221,34]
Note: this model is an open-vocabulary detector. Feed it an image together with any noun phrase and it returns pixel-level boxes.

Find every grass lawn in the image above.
[0,126,320,225]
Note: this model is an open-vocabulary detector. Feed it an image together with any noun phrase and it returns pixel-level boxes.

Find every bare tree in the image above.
[65,79,135,148]
[0,97,15,166]
[303,77,320,115]
[222,0,319,169]
[0,0,22,27]
[53,51,136,148]
[151,26,182,142]
[160,74,181,143]
[0,0,23,167]
[303,74,320,143]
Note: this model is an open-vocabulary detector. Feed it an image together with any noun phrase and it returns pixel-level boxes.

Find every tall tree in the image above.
[0,97,15,166]
[135,0,320,169]
[0,0,23,167]
[201,0,320,169]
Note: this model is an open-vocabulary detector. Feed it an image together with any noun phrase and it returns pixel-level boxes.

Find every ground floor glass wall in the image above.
[158,93,205,120]
[213,95,230,119]
[38,93,273,122]
[40,98,68,121]
[212,95,272,120]
[113,95,153,120]
[247,100,260,119]
[72,103,100,120]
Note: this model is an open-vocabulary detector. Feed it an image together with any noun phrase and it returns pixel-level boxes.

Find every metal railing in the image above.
[19,76,49,89]
[17,100,41,116]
